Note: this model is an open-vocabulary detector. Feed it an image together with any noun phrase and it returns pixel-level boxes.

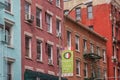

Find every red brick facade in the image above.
[21,0,64,80]
[64,16,107,80]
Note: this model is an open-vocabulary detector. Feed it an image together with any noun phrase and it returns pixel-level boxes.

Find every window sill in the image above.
[56,6,62,10]
[48,0,53,4]
[25,57,33,60]
[75,50,80,53]
[76,74,81,77]
[24,20,33,25]
[7,45,14,49]
[37,59,43,63]
[48,63,54,66]
[36,26,43,30]
[47,31,53,35]
[5,10,14,16]
[103,61,106,64]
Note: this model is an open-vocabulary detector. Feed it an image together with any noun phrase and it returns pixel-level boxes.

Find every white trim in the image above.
[36,4,43,9]
[48,70,55,75]
[25,65,33,70]
[56,15,62,20]
[47,40,54,45]
[4,18,15,25]
[46,10,53,16]
[36,36,44,41]
[24,31,32,37]
[36,68,44,73]
[25,0,32,4]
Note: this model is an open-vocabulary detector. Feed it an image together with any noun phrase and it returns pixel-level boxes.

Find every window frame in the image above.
[47,44,53,64]
[25,35,32,58]
[67,31,71,49]
[36,40,42,61]
[87,5,93,19]
[90,43,94,53]
[5,0,12,12]
[56,0,60,7]
[76,60,80,76]
[75,7,81,20]
[103,49,106,63]
[83,39,87,53]
[56,19,61,37]
[36,7,42,28]
[84,63,88,78]
[75,35,80,51]
[46,13,52,33]
[25,2,31,15]
[7,61,13,80]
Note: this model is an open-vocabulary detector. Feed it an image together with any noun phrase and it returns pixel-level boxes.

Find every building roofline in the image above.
[64,15,107,42]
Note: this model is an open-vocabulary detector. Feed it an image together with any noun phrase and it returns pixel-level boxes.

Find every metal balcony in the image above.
[83,53,102,60]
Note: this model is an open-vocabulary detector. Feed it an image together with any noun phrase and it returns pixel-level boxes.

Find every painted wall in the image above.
[0,0,21,80]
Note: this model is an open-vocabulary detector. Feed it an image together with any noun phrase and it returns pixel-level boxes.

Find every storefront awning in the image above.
[24,69,67,80]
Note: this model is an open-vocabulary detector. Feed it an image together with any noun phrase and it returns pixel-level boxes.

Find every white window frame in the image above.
[96,46,100,56]
[76,60,80,76]
[5,0,12,12]
[83,39,87,53]
[90,43,94,53]
[46,13,52,33]
[84,63,88,78]
[36,40,42,61]
[36,7,42,28]
[56,0,60,7]
[25,35,32,58]
[75,8,81,20]
[25,2,31,15]
[56,19,61,37]
[47,44,53,64]
[5,21,13,46]
[103,49,106,63]
[67,31,71,49]
[75,35,80,51]
[87,5,93,19]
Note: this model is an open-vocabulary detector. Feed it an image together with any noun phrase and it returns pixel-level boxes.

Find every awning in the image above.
[24,69,67,80]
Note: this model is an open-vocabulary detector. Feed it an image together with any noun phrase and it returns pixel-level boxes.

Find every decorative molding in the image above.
[36,68,44,73]
[46,10,53,16]
[4,18,15,25]
[25,65,33,70]
[47,40,54,45]
[36,36,44,41]
[24,31,33,37]
[25,0,32,4]
[56,15,62,20]
[48,70,55,75]
[36,4,43,9]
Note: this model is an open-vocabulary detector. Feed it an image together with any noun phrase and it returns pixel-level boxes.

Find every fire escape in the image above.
[83,52,102,80]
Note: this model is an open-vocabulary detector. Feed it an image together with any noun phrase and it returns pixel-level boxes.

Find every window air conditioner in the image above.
[25,14,34,23]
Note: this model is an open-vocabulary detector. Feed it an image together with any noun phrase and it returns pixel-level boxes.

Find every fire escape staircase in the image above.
[83,53,102,80]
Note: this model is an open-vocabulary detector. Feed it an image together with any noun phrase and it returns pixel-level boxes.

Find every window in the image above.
[46,13,52,33]
[57,47,60,65]
[67,31,71,49]
[90,43,94,53]
[47,44,53,64]
[89,25,94,30]
[87,5,93,19]
[75,35,80,51]
[64,10,69,15]
[84,63,88,78]
[103,49,106,62]
[56,19,61,36]
[7,61,12,80]
[96,47,100,56]
[36,40,42,61]
[25,2,31,15]
[5,0,11,12]
[5,22,13,46]
[36,8,42,28]
[76,60,80,75]
[75,8,81,20]
[103,70,107,80]
[56,0,60,7]
[83,39,87,53]
[25,36,31,58]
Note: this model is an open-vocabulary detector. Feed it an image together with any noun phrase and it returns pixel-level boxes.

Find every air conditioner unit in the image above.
[48,59,53,65]
[112,56,117,62]
[25,14,34,23]
[113,37,117,43]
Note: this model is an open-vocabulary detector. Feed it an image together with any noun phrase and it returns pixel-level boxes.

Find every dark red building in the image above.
[64,0,120,80]
[21,0,66,80]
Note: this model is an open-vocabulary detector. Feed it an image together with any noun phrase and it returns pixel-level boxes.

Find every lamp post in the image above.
[58,33,62,80]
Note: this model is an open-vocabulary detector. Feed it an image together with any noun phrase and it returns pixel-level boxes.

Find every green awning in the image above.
[24,69,67,80]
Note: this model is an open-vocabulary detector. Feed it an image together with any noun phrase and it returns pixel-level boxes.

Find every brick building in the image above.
[64,15,107,80]
[64,0,120,79]
[21,0,66,80]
